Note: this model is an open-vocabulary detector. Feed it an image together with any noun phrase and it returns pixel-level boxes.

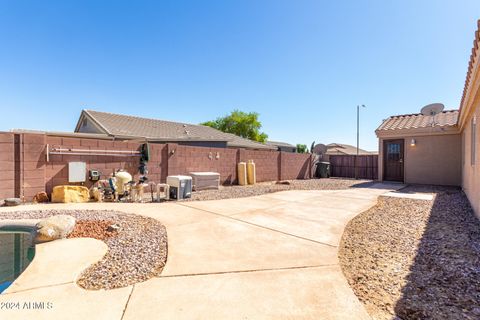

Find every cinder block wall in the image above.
[281,152,312,180]
[44,135,168,195]
[0,132,15,199]
[22,134,47,199]
[167,144,239,184]
[240,149,281,182]
[0,132,312,201]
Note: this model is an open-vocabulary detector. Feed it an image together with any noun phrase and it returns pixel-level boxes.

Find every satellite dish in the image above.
[420,103,444,116]
[312,144,327,156]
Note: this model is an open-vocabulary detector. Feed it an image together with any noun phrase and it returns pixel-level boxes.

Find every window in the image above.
[387,143,401,161]
[472,116,477,166]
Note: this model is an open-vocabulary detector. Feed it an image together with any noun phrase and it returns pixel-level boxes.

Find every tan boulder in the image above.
[51,185,90,203]
[35,215,76,243]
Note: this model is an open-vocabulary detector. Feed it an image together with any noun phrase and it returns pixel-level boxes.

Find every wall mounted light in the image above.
[410,138,416,147]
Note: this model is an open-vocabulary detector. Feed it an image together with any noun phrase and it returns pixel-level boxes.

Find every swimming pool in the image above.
[0,229,35,293]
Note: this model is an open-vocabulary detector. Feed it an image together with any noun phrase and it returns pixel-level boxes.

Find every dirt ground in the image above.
[339,186,480,320]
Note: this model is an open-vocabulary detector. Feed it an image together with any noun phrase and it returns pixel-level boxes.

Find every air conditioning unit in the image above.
[166,175,192,200]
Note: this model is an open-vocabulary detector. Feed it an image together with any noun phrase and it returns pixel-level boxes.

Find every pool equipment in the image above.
[114,170,133,195]
[68,161,86,183]
[166,175,192,200]
[89,169,101,181]
[156,183,170,201]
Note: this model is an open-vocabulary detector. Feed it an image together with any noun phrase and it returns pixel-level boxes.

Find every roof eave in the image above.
[459,53,480,129]
[227,142,276,150]
[106,134,231,143]
[459,20,480,128]
[376,125,460,138]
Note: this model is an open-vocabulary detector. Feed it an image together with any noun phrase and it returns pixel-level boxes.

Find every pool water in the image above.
[0,231,35,293]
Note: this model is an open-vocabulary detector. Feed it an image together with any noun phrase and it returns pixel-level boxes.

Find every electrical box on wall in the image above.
[89,170,100,181]
[68,162,86,183]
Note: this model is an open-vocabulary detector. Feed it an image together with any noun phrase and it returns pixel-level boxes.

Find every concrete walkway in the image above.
[0,183,400,319]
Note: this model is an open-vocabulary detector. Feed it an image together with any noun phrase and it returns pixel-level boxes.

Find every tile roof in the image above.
[79,110,276,150]
[376,110,459,132]
[460,20,480,115]
[326,143,374,155]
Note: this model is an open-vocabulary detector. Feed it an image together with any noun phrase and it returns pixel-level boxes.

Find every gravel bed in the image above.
[339,186,480,320]
[0,210,168,290]
[67,220,118,241]
[186,178,373,201]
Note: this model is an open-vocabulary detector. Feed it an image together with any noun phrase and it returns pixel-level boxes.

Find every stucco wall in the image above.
[378,134,462,186]
[404,134,461,186]
[462,103,480,218]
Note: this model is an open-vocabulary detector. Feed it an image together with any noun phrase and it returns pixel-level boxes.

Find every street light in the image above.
[356,104,366,179]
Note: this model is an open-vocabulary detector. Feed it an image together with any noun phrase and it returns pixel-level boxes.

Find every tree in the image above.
[296,144,308,153]
[200,110,268,142]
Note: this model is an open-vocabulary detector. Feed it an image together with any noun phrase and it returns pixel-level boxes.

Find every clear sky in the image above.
[0,1,479,151]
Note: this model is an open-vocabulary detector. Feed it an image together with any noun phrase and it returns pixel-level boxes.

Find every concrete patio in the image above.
[0,183,400,319]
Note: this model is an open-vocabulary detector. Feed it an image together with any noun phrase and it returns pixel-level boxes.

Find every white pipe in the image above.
[51,147,141,154]
[48,152,142,157]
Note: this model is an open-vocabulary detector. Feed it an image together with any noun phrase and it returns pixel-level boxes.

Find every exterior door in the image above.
[383,139,404,182]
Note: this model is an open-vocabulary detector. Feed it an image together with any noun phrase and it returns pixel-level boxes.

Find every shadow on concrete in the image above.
[391,184,460,194]
[349,180,404,190]
[394,187,480,319]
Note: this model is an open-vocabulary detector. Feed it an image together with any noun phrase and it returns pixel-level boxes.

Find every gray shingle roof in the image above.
[78,110,276,150]
[376,110,459,132]
[265,141,296,148]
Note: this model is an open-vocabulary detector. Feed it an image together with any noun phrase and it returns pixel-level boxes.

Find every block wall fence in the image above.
[0,132,313,201]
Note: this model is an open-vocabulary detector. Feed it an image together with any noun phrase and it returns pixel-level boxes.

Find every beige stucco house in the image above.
[376,20,480,217]
[376,110,461,186]
[458,20,480,217]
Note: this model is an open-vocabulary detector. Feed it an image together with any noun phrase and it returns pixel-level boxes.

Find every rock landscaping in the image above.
[339,185,480,320]
[0,210,168,290]
[35,214,76,242]
[3,198,21,206]
[67,220,118,241]
[187,178,372,201]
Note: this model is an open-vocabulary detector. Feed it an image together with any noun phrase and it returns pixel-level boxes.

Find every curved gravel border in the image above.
[339,186,480,320]
[0,210,168,290]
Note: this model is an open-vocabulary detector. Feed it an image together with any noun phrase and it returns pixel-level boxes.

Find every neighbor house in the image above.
[376,20,480,216]
[75,109,276,150]
[265,141,297,153]
[326,143,376,156]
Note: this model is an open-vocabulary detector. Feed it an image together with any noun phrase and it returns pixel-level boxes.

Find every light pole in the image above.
[355,104,366,179]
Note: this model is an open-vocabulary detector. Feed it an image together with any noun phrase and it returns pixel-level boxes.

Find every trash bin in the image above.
[316,161,331,178]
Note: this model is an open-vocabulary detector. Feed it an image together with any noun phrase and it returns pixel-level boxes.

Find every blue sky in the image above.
[0,1,479,151]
